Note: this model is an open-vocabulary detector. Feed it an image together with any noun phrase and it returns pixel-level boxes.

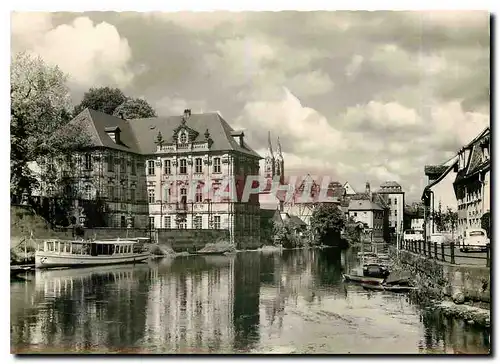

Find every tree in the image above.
[73,87,126,115]
[272,220,303,249]
[10,52,91,198]
[344,216,364,244]
[481,212,490,238]
[310,204,346,246]
[113,98,157,119]
[442,208,458,239]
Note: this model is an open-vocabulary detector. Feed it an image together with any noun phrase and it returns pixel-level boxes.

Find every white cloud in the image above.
[155,96,208,116]
[285,70,334,97]
[345,54,364,78]
[12,15,134,88]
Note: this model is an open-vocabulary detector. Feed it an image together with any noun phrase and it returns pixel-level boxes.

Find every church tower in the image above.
[275,137,285,185]
[263,131,275,191]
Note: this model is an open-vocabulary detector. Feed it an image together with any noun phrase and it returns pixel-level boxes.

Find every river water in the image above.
[10,247,490,354]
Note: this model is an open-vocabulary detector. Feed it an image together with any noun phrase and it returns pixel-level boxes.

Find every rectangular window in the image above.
[180,159,187,174]
[394,210,397,216]
[394,197,397,204]
[147,160,155,175]
[84,185,92,200]
[120,216,126,228]
[388,198,392,205]
[130,189,135,202]
[108,186,114,200]
[148,189,155,204]
[214,216,221,229]
[131,159,136,175]
[195,186,203,202]
[193,215,202,229]
[149,216,155,228]
[164,187,170,203]
[107,155,114,172]
[180,188,187,204]
[84,154,92,170]
[195,158,203,173]
[121,158,127,174]
[213,158,221,173]
[353,212,357,217]
[164,160,171,175]
[164,216,171,229]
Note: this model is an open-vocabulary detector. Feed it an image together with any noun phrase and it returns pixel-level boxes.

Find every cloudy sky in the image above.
[11,11,490,202]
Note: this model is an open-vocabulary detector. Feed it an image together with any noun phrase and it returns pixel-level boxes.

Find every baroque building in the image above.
[31,108,262,245]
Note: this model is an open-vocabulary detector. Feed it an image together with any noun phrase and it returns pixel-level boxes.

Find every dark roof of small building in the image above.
[67,108,261,158]
[380,181,401,188]
[424,165,449,177]
[348,200,384,211]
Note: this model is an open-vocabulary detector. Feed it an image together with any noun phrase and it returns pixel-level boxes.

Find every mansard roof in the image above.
[66,108,262,158]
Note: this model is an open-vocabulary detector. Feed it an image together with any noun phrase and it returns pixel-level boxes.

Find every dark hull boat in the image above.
[342,273,385,285]
[362,263,390,279]
[361,283,417,293]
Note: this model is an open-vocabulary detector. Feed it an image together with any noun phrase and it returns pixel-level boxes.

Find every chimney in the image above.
[365,182,370,194]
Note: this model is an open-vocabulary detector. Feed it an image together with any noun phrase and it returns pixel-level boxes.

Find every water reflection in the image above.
[10,247,490,354]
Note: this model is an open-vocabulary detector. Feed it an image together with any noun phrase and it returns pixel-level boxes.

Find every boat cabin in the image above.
[37,240,137,256]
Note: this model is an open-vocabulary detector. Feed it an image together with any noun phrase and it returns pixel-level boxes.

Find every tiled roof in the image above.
[380,181,401,188]
[424,165,448,177]
[129,112,261,158]
[67,108,261,158]
[67,109,142,153]
[348,199,384,211]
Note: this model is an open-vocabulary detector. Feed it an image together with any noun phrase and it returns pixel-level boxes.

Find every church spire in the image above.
[276,137,283,158]
[266,131,274,158]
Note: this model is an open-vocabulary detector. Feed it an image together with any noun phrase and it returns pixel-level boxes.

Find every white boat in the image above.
[35,239,151,269]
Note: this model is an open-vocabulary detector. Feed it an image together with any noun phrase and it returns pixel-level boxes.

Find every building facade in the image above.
[421,156,459,236]
[347,199,385,242]
[375,181,405,237]
[31,108,262,246]
[453,127,490,239]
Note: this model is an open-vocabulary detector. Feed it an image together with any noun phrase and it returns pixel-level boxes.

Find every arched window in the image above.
[179,132,188,144]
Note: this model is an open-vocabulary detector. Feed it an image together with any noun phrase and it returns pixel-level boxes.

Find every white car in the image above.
[460,228,490,253]
[429,233,446,246]
[403,229,424,242]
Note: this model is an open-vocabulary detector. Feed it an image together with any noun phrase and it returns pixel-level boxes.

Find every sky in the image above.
[10,10,490,203]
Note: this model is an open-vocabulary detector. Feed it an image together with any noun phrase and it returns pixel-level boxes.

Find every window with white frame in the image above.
[213,157,221,173]
[193,215,202,229]
[164,187,170,203]
[107,154,114,172]
[149,216,155,228]
[130,189,135,202]
[214,215,221,229]
[195,185,203,202]
[195,158,203,173]
[147,160,155,175]
[148,189,155,203]
[180,188,187,204]
[179,132,188,144]
[164,160,171,174]
[84,185,92,200]
[131,159,136,175]
[164,216,171,229]
[180,159,187,174]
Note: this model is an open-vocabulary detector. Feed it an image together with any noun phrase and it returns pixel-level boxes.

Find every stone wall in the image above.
[399,250,490,303]
[156,229,230,253]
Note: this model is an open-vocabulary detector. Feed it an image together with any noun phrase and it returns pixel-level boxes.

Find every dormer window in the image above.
[231,131,245,147]
[179,132,188,144]
[105,126,121,144]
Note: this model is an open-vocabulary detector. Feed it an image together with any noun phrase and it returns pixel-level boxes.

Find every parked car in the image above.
[459,228,489,252]
[403,229,424,242]
[429,233,446,246]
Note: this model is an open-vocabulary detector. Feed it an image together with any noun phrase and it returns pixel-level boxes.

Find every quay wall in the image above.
[398,250,490,303]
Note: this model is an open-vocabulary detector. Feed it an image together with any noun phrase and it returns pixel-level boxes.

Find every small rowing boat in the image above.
[342,273,385,285]
[361,283,418,293]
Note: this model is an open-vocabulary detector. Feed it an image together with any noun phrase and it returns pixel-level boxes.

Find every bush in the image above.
[310,204,346,246]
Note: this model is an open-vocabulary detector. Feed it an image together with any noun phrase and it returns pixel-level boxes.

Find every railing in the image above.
[400,239,490,268]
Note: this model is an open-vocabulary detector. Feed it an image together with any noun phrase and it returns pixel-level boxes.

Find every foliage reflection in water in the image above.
[10,247,490,354]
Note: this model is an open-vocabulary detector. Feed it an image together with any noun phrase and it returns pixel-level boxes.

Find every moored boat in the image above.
[361,283,417,293]
[342,273,385,285]
[362,263,390,278]
[35,239,151,269]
